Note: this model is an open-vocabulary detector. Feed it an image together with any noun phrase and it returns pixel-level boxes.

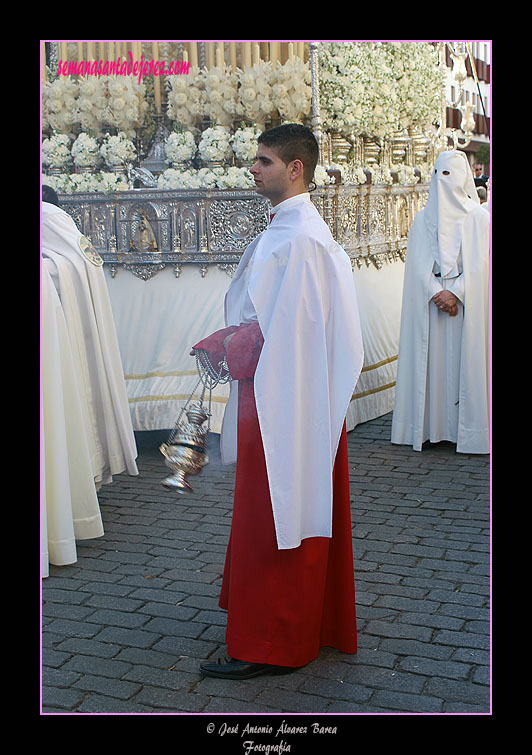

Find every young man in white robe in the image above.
[391,150,490,454]
[193,124,364,680]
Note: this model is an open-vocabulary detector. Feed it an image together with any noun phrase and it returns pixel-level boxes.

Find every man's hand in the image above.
[433,290,459,317]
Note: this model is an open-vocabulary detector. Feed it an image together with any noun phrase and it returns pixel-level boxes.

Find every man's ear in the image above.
[289,159,304,181]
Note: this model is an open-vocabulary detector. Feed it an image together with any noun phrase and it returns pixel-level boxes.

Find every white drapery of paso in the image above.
[104,258,404,434]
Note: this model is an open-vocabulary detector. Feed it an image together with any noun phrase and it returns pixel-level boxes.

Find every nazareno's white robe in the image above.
[221,193,364,549]
[391,151,490,454]
[41,202,138,487]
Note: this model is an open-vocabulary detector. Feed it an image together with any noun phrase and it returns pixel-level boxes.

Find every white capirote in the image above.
[391,151,490,454]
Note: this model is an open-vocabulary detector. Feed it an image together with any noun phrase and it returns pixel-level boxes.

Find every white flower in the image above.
[100,132,136,166]
[313,165,336,186]
[367,165,394,185]
[231,125,261,163]
[158,168,201,189]
[42,77,79,133]
[42,133,72,168]
[237,62,276,127]
[166,65,208,127]
[392,164,420,185]
[319,42,444,140]
[198,126,233,162]
[42,172,72,194]
[269,58,312,123]
[71,132,101,167]
[98,172,129,193]
[165,130,197,163]
[215,166,255,189]
[101,75,148,134]
[157,165,255,190]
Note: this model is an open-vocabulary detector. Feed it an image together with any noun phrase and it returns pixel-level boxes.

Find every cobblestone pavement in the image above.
[41,412,491,719]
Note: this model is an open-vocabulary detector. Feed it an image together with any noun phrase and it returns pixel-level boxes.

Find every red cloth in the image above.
[192,325,239,369]
[195,322,357,667]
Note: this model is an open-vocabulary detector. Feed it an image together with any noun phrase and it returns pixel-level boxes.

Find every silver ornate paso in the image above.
[159,347,232,493]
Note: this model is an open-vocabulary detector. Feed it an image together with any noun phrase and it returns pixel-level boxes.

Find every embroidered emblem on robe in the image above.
[78,235,103,266]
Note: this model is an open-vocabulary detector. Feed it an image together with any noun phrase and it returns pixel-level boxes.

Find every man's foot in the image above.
[199,656,300,680]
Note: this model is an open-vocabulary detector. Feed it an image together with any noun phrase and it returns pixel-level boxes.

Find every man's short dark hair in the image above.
[258,123,319,186]
[42,184,60,206]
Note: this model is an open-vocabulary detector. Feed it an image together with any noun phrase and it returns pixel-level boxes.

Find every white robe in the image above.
[41,203,138,486]
[42,264,104,575]
[391,151,490,454]
[221,193,364,549]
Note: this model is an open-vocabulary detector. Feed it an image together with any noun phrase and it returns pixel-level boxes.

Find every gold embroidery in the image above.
[352,381,396,400]
[78,234,103,266]
[361,355,398,373]
[124,370,197,380]
[128,393,228,405]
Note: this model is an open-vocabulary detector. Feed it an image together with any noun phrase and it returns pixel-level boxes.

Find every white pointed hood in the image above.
[424,150,479,276]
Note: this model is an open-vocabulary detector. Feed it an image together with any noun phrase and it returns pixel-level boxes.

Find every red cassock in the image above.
[193,322,357,668]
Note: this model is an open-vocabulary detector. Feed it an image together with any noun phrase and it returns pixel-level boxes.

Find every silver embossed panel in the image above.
[56,185,428,278]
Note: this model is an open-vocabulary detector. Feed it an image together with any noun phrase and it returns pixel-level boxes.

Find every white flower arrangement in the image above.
[343,165,368,186]
[68,173,104,193]
[366,165,394,185]
[71,132,101,168]
[416,163,433,183]
[313,165,336,186]
[98,172,130,193]
[42,172,72,195]
[42,133,72,168]
[392,164,419,186]
[49,75,149,136]
[165,130,197,164]
[230,124,261,164]
[75,76,108,134]
[101,75,148,135]
[166,65,207,129]
[100,132,136,167]
[157,165,255,190]
[270,57,312,123]
[202,66,240,127]
[157,168,202,190]
[236,62,277,129]
[319,42,444,140]
[389,42,445,131]
[215,166,255,189]
[42,171,129,194]
[198,125,233,163]
[42,77,79,134]
[197,167,225,188]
